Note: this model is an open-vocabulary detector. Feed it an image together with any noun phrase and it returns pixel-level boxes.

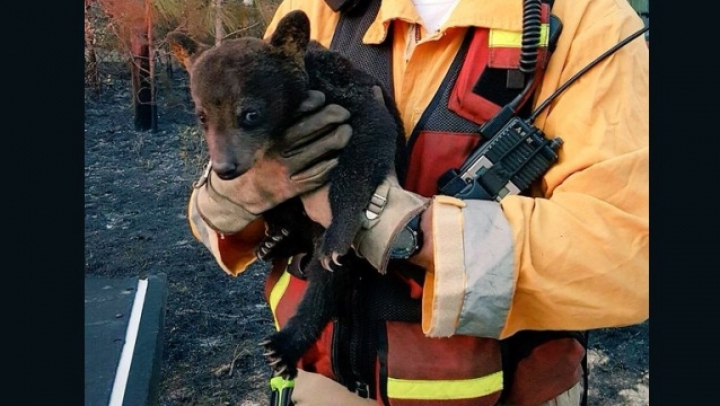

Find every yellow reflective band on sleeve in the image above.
[387,371,503,400]
[268,263,292,331]
[489,24,549,47]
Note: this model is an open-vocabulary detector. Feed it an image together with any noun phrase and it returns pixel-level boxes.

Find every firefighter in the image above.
[187,0,649,405]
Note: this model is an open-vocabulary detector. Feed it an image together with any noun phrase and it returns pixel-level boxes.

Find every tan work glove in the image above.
[351,174,429,273]
[193,90,353,235]
[301,173,429,274]
[291,370,376,406]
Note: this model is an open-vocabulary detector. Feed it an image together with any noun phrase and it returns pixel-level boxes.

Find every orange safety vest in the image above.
[265,1,587,405]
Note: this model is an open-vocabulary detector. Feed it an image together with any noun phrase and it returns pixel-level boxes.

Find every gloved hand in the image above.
[300,173,429,274]
[193,90,353,235]
[291,370,376,406]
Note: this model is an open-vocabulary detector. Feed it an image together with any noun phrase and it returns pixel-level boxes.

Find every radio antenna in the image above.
[528,25,649,123]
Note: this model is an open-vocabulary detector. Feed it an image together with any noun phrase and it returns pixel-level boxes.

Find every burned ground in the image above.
[84,67,648,406]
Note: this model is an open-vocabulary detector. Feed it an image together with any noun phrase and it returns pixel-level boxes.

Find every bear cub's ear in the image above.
[269,10,311,64]
[166,31,211,72]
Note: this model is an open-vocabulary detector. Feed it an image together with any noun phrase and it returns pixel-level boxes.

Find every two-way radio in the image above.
[437,24,649,201]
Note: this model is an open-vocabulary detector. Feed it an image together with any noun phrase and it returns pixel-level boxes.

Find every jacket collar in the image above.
[348,0,526,44]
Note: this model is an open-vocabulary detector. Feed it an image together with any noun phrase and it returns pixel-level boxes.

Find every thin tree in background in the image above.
[129,22,155,131]
[85,0,100,94]
[147,0,158,131]
[128,0,157,132]
[97,0,156,131]
[214,0,225,45]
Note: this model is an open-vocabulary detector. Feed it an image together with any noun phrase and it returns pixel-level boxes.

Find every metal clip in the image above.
[193,161,212,189]
[364,192,387,221]
[355,381,370,398]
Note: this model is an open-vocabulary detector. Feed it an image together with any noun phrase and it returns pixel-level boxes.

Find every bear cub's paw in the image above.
[317,221,359,271]
[260,332,301,380]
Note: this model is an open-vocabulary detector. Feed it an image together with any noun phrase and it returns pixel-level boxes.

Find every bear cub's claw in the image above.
[260,333,299,380]
[255,228,291,261]
[319,251,344,271]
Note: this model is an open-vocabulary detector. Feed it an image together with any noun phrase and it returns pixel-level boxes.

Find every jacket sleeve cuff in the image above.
[195,174,262,234]
[421,197,515,338]
[188,189,265,276]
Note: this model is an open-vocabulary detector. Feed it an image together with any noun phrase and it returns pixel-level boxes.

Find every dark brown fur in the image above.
[167,10,406,379]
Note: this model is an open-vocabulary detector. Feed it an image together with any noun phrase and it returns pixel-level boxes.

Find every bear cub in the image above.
[167,10,406,379]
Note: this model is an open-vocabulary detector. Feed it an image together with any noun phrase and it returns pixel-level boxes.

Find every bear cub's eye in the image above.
[239,109,261,128]
[196,112,208,126]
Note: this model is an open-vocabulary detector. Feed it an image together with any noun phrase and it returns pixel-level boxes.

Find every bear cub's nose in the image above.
[214,162,241,180]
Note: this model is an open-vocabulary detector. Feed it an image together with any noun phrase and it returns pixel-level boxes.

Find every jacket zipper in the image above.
[330,317,344,383]
[330,283,372,398]
[349,285,370,398]
[330,293,355,390]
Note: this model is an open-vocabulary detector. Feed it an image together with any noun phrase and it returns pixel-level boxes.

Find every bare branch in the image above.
[222,22,260,39]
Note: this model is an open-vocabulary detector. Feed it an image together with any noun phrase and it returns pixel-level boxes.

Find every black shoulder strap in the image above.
[329,0,393,97]
[406,28,481,151]
[324,0,367,13]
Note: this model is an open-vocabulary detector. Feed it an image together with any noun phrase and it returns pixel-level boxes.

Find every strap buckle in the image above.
[362,182,390,229]
[365,192,387,221]
[193,161,212,189]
